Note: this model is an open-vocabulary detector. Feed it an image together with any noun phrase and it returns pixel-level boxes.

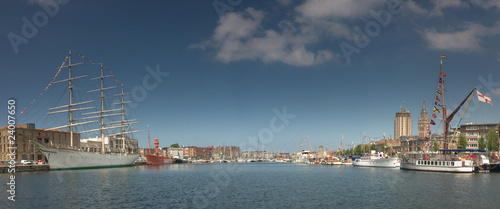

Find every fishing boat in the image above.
[353,150,399,168]
[400,55,478,173]
[31,50,140,170]
[144,126,174,165]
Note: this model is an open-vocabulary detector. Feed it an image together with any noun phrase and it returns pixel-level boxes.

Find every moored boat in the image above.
[353,150,399,168]
[31,51,140,170]
[400,55,488,173]
[144,127,174,165]
[400,151,475,173]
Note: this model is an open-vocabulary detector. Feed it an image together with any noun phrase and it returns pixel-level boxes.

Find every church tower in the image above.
[418,100,430,137]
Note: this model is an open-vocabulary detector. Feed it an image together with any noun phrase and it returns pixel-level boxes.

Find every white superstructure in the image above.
[353,151,399,168]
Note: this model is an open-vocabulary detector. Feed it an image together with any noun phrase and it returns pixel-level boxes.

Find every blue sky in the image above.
[1,0,500,152]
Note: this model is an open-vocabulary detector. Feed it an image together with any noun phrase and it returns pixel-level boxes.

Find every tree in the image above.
[370,143,376,151]
[433,140,440,152]
[486,129,499,152]
[170,143,180,148]
[457,135,467,149]
[478,136,486,150]
[354,145,362,154]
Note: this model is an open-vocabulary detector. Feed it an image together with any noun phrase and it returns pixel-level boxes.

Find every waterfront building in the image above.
[399,135,444,153]
[459,122,500,149]
[417,100,430,137]
[183,146,197,158]
[394,106,412,140]
[195,146,213,160]
[168,147,184,159]
[0,123,80,162]
[80,135,138,153]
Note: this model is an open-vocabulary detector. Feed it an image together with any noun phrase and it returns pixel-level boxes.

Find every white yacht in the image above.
[353,150,399,168]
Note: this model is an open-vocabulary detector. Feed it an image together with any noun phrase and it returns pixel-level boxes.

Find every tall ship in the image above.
[144,126,174,165]
[400,55,482,173]
[353,150,399,168]
[31,50,140,170]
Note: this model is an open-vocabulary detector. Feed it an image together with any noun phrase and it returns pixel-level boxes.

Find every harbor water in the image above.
[2,163,499,208]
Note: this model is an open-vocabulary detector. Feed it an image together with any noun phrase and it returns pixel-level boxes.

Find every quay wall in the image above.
[0,165,50,173]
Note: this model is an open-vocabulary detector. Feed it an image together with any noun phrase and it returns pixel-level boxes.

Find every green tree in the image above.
[170,143,180,148]
[354,145,362,154]
[457,135,467,149]
[486,129,499,152]
[433,140,439,152]
[370,143,376,151]
[478,136,486,150]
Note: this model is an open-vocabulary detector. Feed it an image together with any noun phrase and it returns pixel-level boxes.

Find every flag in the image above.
[424,137,429,141]
[434,102,442,107]
[477,90,492,105]
[437,90,442,96]
[432,113,437,118]
[430,120,436,125]
[436,95,441,102]
[439,78,443,83]
[438,84,445,91]
[441,55,447,59]
[433,107,440,113]
[440,72,446,77]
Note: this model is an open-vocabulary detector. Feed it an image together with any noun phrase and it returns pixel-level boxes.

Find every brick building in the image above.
[0,123,80,162]
[394,106,412,140]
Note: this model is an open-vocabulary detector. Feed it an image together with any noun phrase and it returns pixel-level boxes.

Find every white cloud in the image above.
[422,21,500,51]
[471,0,500,11]
[192,0,398,66]
[192,7,339,66]
[295,0,386,19]
[429,0,468,16]
[403,0,468,16]
[492,88,500,95]
[404,0,428,15]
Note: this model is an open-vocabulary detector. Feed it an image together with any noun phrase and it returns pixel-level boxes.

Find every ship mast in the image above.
[440,58,448,149]
[148,125,151,154]
[47,50,96,147]
[439,56,476,149]
[83,63,118,154]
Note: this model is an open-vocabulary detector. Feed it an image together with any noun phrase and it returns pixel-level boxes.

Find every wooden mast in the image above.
[440,57,448,149]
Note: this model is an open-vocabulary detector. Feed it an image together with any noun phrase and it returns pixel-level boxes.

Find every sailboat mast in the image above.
[148,125,151,155]
[68,50,74,147]
[121,84,125,152]
[362,133,366,153]
[440,58,448,149]
[100,64,105,154]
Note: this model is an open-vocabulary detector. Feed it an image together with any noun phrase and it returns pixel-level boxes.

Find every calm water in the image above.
[1,163,499,208]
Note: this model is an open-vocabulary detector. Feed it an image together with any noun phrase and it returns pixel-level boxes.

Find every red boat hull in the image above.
[145,154,175,165]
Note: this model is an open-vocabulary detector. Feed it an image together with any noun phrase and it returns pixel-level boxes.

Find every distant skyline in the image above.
[1,0,500,152]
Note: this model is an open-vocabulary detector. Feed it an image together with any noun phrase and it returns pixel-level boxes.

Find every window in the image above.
[467,138,477,142]
[466,132,479,136]
[466,126,478,130]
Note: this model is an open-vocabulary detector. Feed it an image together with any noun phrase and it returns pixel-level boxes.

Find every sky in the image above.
[1,0,500,153]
